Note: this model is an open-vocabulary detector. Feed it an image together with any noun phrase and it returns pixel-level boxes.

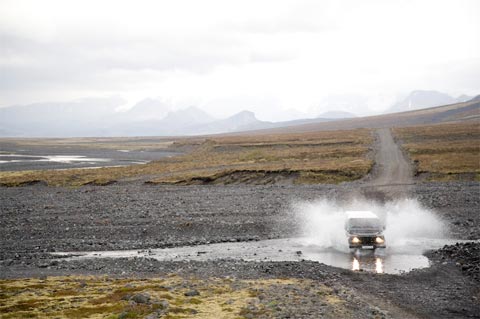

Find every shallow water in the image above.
[0,154,111,163]
[52,237,473,274]
[0,150,170,170]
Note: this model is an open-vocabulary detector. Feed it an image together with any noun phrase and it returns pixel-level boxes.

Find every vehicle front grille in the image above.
[359,237,376,245]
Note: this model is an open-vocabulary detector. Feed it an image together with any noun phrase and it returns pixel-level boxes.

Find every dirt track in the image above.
[371,128,413,192]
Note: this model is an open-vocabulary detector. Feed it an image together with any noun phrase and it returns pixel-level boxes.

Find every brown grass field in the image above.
[393,122,480,181]
[0,129,374,187]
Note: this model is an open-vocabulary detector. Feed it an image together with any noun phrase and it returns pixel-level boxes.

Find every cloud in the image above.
[0,0,479,118]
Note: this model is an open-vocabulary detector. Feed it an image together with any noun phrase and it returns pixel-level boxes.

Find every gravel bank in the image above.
[1,181,479,318]
[1,182,478,257]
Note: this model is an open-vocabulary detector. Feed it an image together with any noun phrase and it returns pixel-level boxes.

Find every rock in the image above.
[153,300,169,309]
[184,289,200,297]
[130,293,151,304]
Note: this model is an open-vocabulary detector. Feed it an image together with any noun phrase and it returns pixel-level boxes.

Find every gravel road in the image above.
[369,128,414,199]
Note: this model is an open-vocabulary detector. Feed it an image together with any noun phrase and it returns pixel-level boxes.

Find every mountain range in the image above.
[387,90,473,113]
[0,91,477,137]
[248,97,479,135]
[0,98,346,137]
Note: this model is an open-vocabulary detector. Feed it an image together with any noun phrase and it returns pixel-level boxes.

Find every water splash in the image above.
[293,197,447,252]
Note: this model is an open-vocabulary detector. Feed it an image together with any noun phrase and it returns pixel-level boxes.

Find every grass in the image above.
[393,122,480,181]
[0,275,348,319]
[0,128,374,187]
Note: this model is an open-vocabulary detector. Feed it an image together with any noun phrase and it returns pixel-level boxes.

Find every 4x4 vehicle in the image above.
[345,211,386,249]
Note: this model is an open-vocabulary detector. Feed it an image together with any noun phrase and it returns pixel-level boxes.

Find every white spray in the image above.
[293,197,447,252]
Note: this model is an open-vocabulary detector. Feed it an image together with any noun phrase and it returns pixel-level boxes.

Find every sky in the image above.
[0,0,479,121]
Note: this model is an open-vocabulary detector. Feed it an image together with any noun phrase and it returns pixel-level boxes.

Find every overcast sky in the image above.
[0,0,479,120]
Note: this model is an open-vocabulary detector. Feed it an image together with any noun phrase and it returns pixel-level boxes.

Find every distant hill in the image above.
[1,94,477,137]
[108,106,216,136]
[0,97,343,137]
[162,106,215,127]
[387,90,473,113]
[469,95,480,102]
[310,94,368,116]
[456,94,474,103]
[0,97,125,137]
[237,100,480,135]
[189,110,268,134]
[119,98,171,121]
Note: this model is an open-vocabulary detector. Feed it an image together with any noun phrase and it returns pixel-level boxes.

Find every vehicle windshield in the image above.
[347,218,382,232]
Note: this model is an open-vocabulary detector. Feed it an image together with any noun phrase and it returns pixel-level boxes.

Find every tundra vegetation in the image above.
[0,129,373,187]
[0,275,353,319]
[393,122,480,181]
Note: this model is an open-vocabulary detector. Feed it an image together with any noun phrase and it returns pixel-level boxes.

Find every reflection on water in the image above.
[0,152,151,171]
[351,254,384,274]
[351,256,384,273]
[0,154,110,164]
[376,258,384,273]
[352,257,360,271]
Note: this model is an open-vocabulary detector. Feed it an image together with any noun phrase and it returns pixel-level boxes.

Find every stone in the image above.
[130,293,151,304]
[184,289,200,297]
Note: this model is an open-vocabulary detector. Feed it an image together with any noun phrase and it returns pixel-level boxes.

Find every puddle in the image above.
[52,237,472,274]
[0,154,110,164]
[0,150,175,170]
[44,155,110,163]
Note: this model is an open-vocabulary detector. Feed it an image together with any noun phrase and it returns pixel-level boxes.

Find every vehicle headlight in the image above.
[351,237,360,244]
[375,237,384,244]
